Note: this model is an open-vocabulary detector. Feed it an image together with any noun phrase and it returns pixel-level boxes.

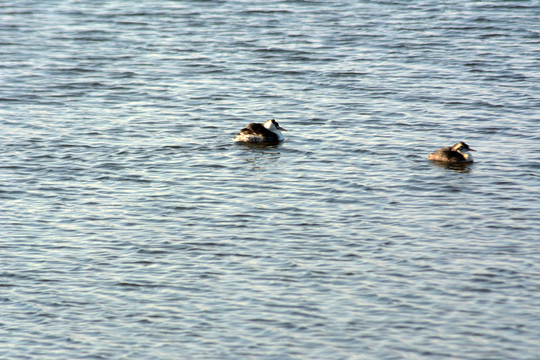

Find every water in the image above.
[1,1,539,359]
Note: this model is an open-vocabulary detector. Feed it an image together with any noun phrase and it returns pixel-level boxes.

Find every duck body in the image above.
[233,119,286,143]
[428,141,475,163]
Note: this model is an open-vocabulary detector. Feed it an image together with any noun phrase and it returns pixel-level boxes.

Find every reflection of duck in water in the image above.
[233,119,286,143]
[430,161,473,174]
[428,142,475,163]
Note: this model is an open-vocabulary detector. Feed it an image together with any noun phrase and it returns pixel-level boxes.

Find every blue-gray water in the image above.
[1,1,540,359]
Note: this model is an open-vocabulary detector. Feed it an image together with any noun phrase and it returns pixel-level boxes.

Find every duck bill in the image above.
[469,148,476,151]
[277,126,287,131]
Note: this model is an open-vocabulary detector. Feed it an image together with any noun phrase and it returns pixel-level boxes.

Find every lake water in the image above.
[1,1,539,359]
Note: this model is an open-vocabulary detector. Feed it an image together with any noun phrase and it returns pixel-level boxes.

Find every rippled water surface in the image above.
[1,1,540,359]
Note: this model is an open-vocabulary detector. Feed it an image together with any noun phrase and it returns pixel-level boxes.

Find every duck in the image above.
[233,119,286,143]
[428,141,475,163]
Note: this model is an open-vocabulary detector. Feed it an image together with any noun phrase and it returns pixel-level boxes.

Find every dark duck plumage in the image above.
[428,141,475,163]
[233,119,286,143]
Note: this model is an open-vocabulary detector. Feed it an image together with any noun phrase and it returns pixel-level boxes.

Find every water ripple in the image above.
[1,0,540,359]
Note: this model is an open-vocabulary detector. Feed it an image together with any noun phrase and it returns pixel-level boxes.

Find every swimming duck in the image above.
[233,119,286,143]
[428,141,475,163]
